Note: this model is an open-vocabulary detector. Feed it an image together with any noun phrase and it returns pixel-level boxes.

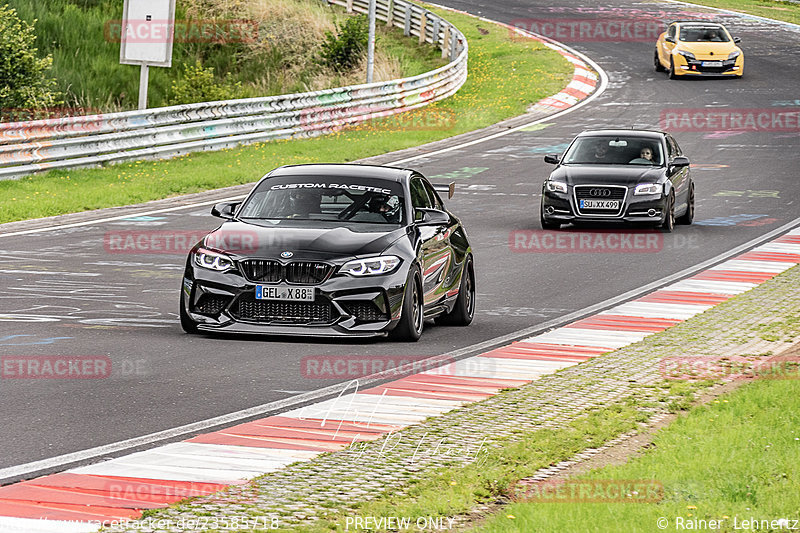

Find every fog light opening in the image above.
[647,209,657,217]
[545,206,555,215]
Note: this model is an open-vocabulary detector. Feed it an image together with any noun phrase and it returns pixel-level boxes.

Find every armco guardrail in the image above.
[0,0,466,180]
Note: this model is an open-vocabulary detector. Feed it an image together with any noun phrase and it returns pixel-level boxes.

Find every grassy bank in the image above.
[691,0,800,25]
[0,5,572,224]
[5,0,435,112]
[477,378,800,533]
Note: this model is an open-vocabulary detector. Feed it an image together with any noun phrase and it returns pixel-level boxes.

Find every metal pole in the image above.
[138,63,149,110]
[366,0,376,83]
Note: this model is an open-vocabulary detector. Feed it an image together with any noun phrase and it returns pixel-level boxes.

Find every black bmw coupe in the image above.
[540,129,695,232]
[180,164,474,341]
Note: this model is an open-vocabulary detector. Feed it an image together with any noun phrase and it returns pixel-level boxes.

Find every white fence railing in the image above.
[0,0,467,180]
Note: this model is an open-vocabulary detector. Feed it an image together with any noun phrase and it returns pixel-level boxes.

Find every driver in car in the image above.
[367,193,402,223]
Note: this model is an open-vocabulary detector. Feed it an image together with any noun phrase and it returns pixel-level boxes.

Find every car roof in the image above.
[671,20,726,27]
[575,129,665,140]
[266,163,412,183]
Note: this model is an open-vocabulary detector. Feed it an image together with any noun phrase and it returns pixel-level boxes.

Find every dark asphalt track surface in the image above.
[1,0,798,479]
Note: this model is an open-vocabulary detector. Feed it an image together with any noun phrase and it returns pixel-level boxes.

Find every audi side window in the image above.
[410,178,433,209]
[667,135,682,156]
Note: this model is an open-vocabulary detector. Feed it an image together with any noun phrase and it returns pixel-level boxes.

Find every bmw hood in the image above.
[551,165,664,186]
[202,221,406,259]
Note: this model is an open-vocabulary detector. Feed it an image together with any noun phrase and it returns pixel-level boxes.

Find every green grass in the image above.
[4,0,441,112]
[297,405,648,532]
[476,379,800,533]
[692,0,800,25]
[0,5,572,224]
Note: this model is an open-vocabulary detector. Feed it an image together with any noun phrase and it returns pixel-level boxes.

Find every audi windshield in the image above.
[561,136,665,166]
[238,176,406,224]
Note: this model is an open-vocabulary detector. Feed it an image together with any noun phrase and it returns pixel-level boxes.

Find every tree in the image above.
[0,5,62,115]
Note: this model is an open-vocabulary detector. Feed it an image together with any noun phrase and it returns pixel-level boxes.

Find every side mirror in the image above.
[733,37,741,44]
[665,36,675,43]
[544,154,560,165]
[211,201,240,219]
[670,156,690,168]
[414,208,451,226]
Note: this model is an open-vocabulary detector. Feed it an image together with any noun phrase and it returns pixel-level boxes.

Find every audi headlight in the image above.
[546,181,568,194]
[677,50,696,61]
[193,248,234,272]
[634,183,661,196]
[727,50,740,60]
[340,256,401,276]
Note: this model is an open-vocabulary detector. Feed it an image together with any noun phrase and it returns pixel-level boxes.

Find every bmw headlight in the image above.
[634,183,661,196]
[340,255,401,276]
[546,181,568,194]
[727,50,741,60]
[677,50,696,61]
[193,248,235,271]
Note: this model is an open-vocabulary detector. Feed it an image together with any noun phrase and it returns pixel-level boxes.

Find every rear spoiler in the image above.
[433,182,456,199]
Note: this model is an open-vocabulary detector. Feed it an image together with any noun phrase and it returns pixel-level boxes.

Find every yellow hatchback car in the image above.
[655,21,744,79]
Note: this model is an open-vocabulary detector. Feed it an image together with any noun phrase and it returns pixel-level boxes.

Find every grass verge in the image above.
[692,0,800,25]
[0,5,572,224]
[476,378,800,533]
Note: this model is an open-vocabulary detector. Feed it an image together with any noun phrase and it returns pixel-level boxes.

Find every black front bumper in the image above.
[182,265,409,337]
[541,189,669,225]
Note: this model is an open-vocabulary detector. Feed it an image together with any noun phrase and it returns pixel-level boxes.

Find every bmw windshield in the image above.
[561,136,665,166]
[238,176,406,224]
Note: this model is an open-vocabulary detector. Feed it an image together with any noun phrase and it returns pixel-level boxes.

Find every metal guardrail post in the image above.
[404,5,412,36]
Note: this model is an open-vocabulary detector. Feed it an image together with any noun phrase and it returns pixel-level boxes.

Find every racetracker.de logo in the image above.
[660,108,800,132]
[2,356,112,379]
[509,17,662,42]
[509,230,663,253]
[302,355,456,379]
[660,356,800,381]
[105,19,260,44]
[104,230,259,255]
[514,479,664,503]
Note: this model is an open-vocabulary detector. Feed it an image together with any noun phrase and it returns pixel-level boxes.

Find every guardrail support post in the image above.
[450,33,457,62]
[404,5,411,36]
[346,0,353,13]
[441,26,450,58]
[432,19,440,47]
[419,12,427,44]
[386,0,394,26]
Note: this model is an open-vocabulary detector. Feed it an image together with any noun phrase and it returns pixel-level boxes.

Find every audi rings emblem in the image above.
[589,188,612,197]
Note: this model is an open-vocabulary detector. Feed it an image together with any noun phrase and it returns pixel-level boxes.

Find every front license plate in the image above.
[256,285,314,301]
[580,199,620,210]
[702,61,722,67]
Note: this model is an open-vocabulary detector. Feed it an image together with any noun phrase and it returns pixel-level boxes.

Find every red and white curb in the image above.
[1,229,798,532]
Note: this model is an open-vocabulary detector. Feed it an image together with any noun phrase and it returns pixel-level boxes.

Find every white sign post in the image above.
[119,0,176,110]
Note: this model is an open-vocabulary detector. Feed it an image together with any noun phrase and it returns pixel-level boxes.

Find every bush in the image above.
[319,14,369,71]
[168,60,248,105]
[0,4,61,114]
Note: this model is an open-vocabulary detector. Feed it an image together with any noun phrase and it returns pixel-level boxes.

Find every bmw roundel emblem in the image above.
[280,251,293,259]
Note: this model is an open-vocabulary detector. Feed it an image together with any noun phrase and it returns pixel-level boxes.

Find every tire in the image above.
[436,257,475,327]
[661,194,675,233]
[669,58,678,80]
[676,183,694,225]
[389,271,423,342]
[540,203,561,230]
[180,295,198,334]
[654,49,665,72]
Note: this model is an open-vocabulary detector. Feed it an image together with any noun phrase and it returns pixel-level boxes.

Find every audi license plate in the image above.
[702,61,722,67]
[256,285,314,301]
[580,199,620,210]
